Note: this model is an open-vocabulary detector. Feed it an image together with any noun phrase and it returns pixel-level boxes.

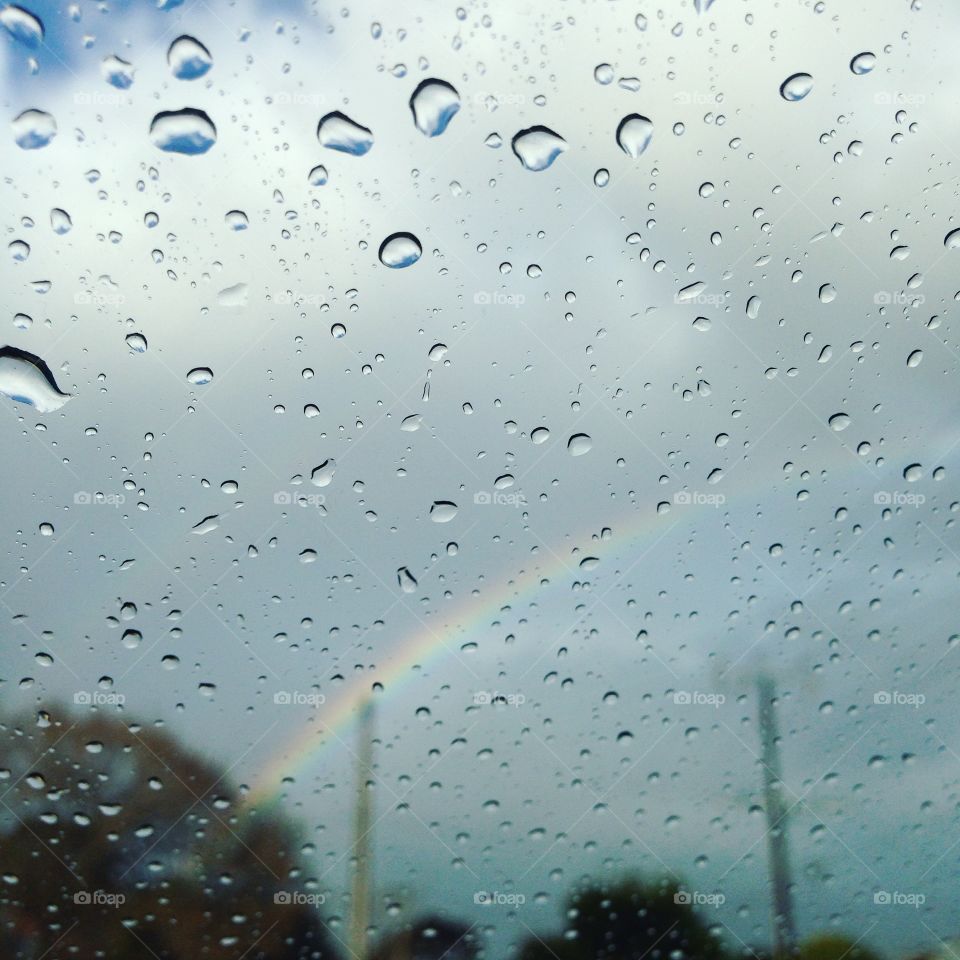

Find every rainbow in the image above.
[245,419,951,807]
[245,501,679,807]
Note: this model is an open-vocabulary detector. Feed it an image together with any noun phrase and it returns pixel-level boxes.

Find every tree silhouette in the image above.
[0,708,337,959]
[520,878,729,960]
[371,914,478,960]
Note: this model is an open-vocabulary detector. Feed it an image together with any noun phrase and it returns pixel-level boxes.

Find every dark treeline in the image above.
[0,710,892,960]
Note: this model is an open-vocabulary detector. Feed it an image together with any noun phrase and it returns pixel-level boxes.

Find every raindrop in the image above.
[397,567,418,593]
[511,126,567,171]
[903,463,922,482]
[409,78,460,137]
[0,346,71,412]
[102,55,135,89]
[616,114,654,158]
[317,111,374,155]
[12,109,56,149]
[186,366,214,385]
[567,433,592,456]
[531,427,550,444]
[828,413,850,432]
[430,501,458,523]
[944,229,960,249]
[0,5,43,47]
[780,73,814,102]
[308,164,328,186]
[167,35,213,80]
[906,349,923,368]
[125,333,148,353]
[225,210,248,230]
[379,232,422,268]
[150,108,216,155]
[50,208,72,234]
[311,459,336,487]
[850,52,876,75]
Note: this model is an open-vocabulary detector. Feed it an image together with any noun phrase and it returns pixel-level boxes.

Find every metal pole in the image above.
[757,675,797,959]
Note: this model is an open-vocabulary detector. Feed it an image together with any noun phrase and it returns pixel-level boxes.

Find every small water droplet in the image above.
[167,35,213,79]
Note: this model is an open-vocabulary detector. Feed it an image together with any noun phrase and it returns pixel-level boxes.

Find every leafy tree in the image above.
[371,914,479,960]
[520,878,729,960]
[0,708,337,959]
[798,934,883,960]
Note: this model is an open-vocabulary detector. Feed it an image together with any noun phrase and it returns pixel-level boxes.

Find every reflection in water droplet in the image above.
[511,126,567,171]
[780,73,814,101]
[167,35,213,80]
[317,111,374,155]
[150,108,216,155]
[12,109,56,149]
[379,232,422,268]
[944,228,960,249]
[531,427,550,444]
[906,349,923,368]
[308,164,328,185]
[9,240,29,261]
[819,283,837,303]
[0,346,71,412]
[409,78,461,137]
[186,367,214,385]
[616,114,654,158]
[850,51,876,75]
[125,333,148,353]
[568,433,592,456]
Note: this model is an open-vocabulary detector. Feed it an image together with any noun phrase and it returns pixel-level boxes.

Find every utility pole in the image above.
[757,675,797,960]
[349,699,376,960]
